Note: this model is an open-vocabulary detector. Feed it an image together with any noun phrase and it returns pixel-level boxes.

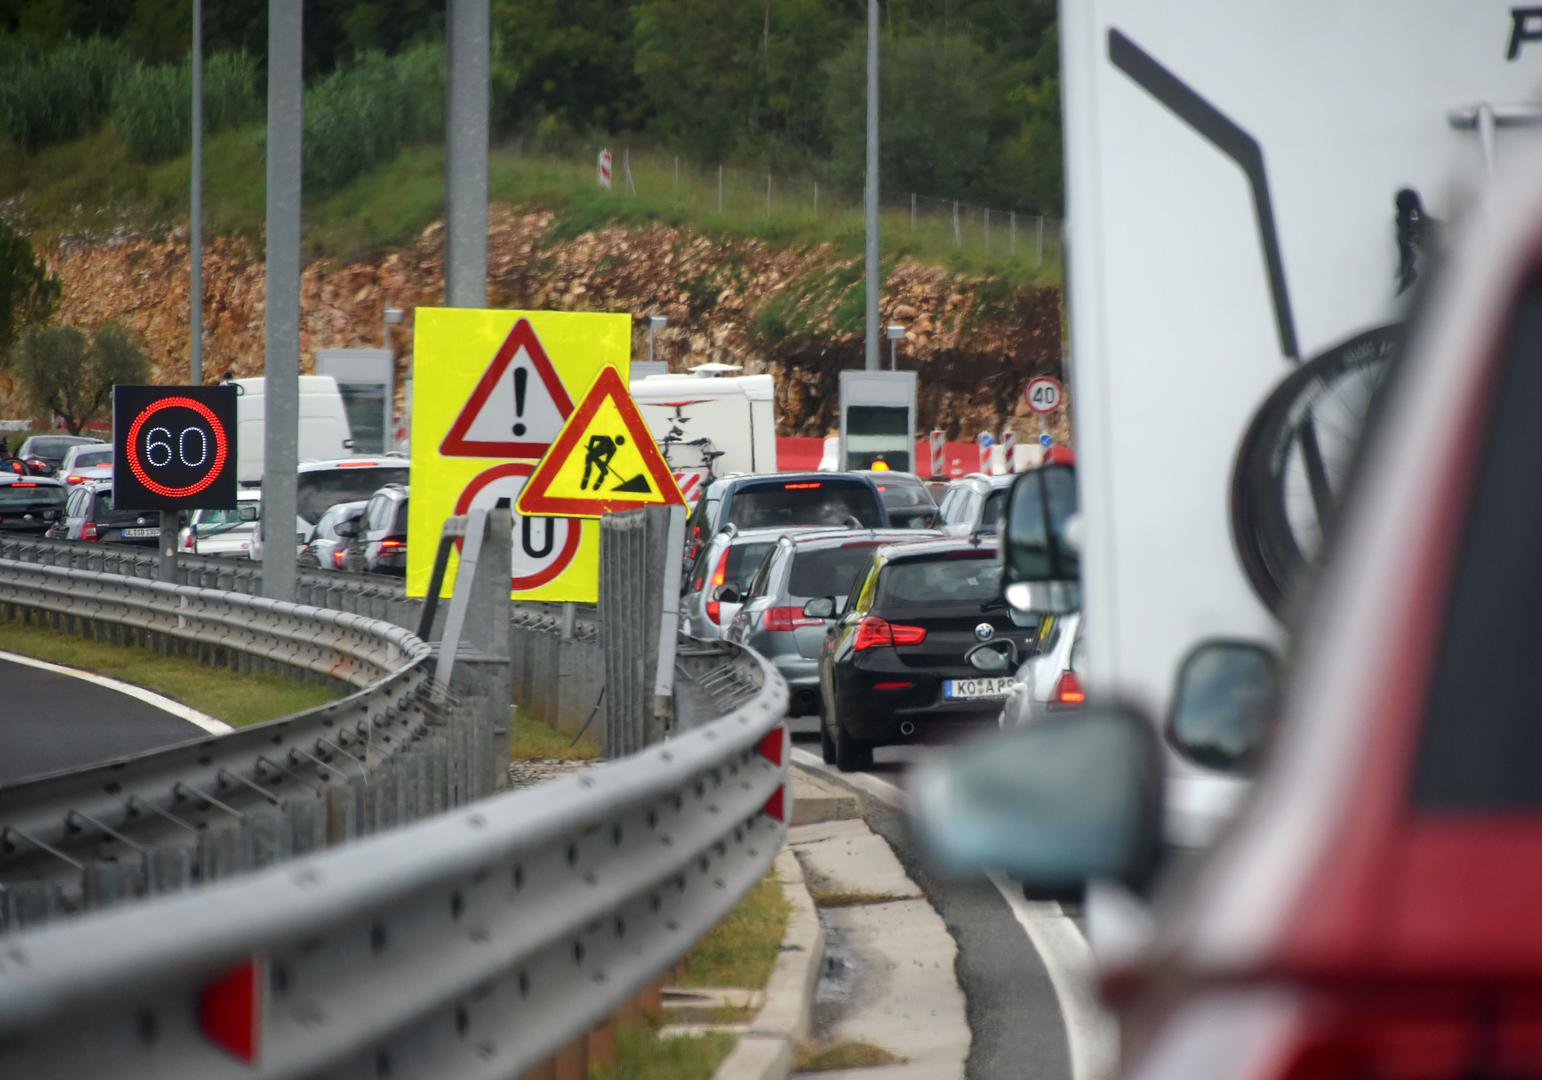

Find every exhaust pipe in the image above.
[899,720,916,737]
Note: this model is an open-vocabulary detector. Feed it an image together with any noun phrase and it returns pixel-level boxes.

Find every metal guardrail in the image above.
[0,558,501,933]
[0,645,790,1078]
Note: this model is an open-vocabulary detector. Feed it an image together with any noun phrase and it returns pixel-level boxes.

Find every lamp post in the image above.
[383,305,405,351]
[886,323,906,371]
[647,314,667,364]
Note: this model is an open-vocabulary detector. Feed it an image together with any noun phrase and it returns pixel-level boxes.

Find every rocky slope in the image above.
[37,206,1067,441]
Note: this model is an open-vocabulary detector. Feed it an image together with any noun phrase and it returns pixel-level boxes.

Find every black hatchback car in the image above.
[0,474,67,535]
[816,536,1037,770]
[47,481,163,546]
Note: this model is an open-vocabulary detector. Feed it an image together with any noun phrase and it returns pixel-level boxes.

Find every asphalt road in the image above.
[789,717,1094,1080]
[0,656,205,785]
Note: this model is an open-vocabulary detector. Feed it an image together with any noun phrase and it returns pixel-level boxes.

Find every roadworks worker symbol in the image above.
[518,366,687,518]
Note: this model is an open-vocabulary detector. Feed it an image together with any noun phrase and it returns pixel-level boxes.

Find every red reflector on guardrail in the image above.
[200,957,263,1063]
[757,725,786,767]
[762,784,786,822]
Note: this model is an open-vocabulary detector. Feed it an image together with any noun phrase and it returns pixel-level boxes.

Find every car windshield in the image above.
[92,489,146,523]
[296,466,409,524]
[879,555,1002,606]
[71,448,112,468]
[728,480,883,529]
[391,497,410,534]
[789,543,881,599]
[874,478,932,509]
[30,437,90,458]
[0,484,64,508]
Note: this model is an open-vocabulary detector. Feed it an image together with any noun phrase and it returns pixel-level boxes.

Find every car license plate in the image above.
[121,527,158,538]
[944,677,1016,700]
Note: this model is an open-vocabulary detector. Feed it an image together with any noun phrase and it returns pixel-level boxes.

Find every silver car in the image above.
[998,609,1084,728]
[725,528,938,716]
[680,525,792,640]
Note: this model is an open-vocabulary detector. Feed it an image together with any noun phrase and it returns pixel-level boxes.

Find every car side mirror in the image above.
[966,640,1017,673]
[1166,640,1279,774]
[910,706,1165,900]
[713,583,741,605]
[999,466,1080,614]
[802,596,836,618]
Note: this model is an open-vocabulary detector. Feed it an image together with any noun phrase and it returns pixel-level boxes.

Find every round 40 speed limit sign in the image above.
[1025,375,1064,415]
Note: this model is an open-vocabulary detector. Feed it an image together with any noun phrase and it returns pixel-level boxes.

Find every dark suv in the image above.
[683,472,890,570]
[342,483,409,575]
[0,474,67,535]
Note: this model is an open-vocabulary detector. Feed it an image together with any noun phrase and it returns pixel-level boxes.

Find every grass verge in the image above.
[509,708,600,761]
[808,887,919,909]
[0,614,339,727]
[679,873,792,990]
[588,1021,734,1080]
[795,1040,908,1071]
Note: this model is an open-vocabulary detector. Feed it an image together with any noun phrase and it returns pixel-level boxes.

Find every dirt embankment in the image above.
[38,207,1067,440]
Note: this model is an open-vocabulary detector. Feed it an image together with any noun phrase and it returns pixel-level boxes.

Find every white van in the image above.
[232,376,354,485]
[629,372,776,483]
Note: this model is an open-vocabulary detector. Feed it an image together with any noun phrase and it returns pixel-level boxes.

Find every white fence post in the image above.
[1036,214,1045,266]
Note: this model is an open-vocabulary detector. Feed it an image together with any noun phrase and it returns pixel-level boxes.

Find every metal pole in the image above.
[647,324,655,364]
[1010,211,1016,257]
[984,208,990,254]
[910,192,916,231]
[1036,214,1045,267]
[262,0,301,603]
[813,180,818,218]
[673,155,678,193]
[863,0,880,371]
[189,0,203,385]
[445,0,489,308]
[158,510,178,582]
[766,173,772,217]
[717,164,723,213]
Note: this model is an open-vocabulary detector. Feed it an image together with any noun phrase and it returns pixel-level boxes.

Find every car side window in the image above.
[743,548,774,599]
[848,562,880,616]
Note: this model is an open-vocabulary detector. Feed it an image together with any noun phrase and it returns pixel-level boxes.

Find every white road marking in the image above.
[0,649,232,735]
[791,744,1119,1080]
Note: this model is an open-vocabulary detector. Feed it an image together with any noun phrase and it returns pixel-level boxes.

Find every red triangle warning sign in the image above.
[440,318,575,458]
[517,366,686,517]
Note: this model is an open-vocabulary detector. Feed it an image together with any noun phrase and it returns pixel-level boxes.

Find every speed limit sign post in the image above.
[113,384,238,581]
[1025,375,1064,414]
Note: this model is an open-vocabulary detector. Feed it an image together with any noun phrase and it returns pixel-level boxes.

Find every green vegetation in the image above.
[509,708,600,761]
[795,1041,907,1071]
[112,50,261,162]
[680,873,791,990]
[0,219,58,355]
[588,1022,734,1080]
[808,887,918,908]
[7,321,150,433]
[0,614,340,727]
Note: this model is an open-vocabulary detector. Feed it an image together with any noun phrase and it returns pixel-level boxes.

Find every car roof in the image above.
[297,457,410,472]
[716,525,828,544]
[785,527,938,549]
[876,535,998,561]
[726,471,874,488]
[948,471,1015,489]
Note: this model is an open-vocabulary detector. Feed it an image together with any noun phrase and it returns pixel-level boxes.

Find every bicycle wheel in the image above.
[1231,324,1400,613]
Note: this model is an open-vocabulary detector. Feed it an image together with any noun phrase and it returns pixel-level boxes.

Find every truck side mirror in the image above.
[999,465,1080,613]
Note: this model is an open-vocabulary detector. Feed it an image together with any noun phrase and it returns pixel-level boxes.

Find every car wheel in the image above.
[831,698,873,772]
[819,707,836,765]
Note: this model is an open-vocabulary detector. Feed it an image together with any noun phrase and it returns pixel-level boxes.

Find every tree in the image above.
[12,321,149,433]
[0,219,59,357]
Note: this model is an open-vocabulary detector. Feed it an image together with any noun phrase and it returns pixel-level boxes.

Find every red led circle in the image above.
[125,396,229,498]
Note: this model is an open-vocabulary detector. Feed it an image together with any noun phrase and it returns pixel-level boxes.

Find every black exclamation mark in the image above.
[512,367,528,436]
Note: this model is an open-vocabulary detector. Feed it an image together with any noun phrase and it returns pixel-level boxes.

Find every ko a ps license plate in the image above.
[120,527,159,538]
[944,677,1016,700]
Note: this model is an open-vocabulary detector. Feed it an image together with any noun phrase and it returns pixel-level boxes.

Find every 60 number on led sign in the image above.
[112,385,238,511]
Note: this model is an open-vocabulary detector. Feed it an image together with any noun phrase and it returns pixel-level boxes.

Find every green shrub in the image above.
[112,51,260,163]
[302,43,445,196]
[0,36,129,152]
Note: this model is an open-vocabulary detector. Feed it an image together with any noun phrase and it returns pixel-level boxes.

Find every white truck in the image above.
[231,375,356,485]
[629,371,777,495]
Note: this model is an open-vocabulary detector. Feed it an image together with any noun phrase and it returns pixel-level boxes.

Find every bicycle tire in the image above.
[1231,324,1400,613]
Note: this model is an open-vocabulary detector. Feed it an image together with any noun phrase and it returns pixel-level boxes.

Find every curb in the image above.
[712,846,825,1080]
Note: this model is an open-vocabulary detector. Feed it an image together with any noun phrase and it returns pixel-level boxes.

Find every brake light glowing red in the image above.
[853,616,927,650]
[710,549,730,589]
[333,549,345,568]
[65,475,84,485]
[764,606,823,632]
[13,482,37,488]
[335,461,380,468]
[380,539,405,551]
[1054,671,1085,705]
[783,481,822,490]
[873,681,913,690]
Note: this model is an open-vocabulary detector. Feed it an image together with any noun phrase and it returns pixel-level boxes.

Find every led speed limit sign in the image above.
[112,384,238,510]
[1024,375,1064,414]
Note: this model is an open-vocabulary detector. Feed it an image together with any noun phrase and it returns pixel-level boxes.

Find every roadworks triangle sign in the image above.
[440,317,574,458]
[517,366,686,517]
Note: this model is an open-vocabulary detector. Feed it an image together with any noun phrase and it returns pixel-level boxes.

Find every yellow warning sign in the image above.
[406,308,630,603]
[517,366,687,518]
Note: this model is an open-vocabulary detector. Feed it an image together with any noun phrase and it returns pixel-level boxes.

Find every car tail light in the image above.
[873,681,913,690]
[334,549,345,569]
[182,532,195,552]
[853,616,927,650]
[380,539,405,552]
[65,474,84,485]
[783,481,822,490]
[704,548,732,624]
[1053,671,1085,705]
[82,521,98,542]
[764,606,823,632]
